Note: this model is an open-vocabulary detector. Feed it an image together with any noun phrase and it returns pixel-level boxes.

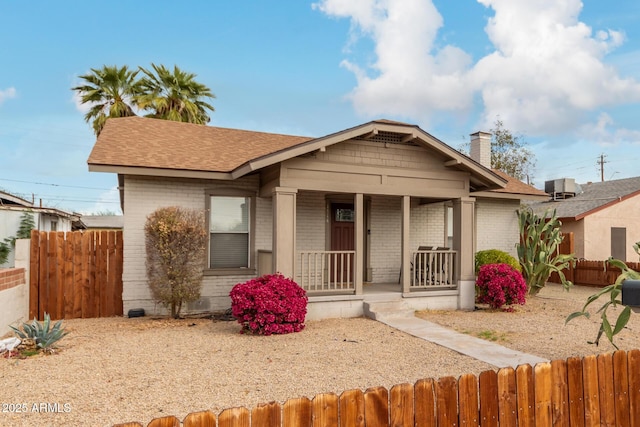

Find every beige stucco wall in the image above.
[581,196,640,261]
[0,268,27,336]
[122,174,272,315]
[475,198,521,257]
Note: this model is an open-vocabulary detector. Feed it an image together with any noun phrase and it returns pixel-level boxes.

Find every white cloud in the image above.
[72,90,92,114]
[577,112,640,146]
[0,87,17,105]
[474,0,640,134]
[314,0,474,123]
[315,0,640,134]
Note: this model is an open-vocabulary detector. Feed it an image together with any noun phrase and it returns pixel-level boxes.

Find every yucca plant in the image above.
[10,313,68,352]
[566,242,640,348]
[516,207,576,295]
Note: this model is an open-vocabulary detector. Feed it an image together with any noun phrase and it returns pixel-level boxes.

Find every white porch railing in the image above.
[297,251,355,294]
[410,249,457,290]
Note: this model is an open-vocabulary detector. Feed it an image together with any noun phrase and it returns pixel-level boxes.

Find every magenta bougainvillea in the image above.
[230,273,307,335]
[475,263,527,311]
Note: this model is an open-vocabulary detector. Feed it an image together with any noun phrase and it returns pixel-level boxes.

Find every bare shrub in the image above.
[145,206,207,318]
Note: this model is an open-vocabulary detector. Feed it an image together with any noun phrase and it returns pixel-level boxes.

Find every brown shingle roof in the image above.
[88,116,543,200]
[88,117,313,173]
[529,176,640,219]
[489,169,549,198]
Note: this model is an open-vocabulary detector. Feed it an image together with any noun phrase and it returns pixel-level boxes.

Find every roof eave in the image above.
[89,164,234,181]
[473,191,550,201]
[0,191,34,207]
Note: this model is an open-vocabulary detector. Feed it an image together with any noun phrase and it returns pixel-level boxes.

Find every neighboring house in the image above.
[87,117,547,319]
[530,177,640,262]
[0,190,80,267]
[75,214,124,230]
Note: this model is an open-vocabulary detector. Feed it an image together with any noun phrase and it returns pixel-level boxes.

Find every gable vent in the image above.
[354,131,418,146]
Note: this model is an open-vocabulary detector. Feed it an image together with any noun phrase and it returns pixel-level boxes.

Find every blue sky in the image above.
[1,0,640,214]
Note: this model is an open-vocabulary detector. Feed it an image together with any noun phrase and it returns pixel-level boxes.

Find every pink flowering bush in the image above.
[475,263,527,311]
[230,273,307,335]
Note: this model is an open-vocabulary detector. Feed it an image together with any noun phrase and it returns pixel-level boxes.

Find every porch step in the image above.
[363,300,415,321]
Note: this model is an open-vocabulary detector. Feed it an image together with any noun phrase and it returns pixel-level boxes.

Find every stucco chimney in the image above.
[470,131,492,168]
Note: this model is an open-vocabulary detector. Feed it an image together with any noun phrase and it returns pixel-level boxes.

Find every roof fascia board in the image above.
[89,164,233,180]
[473,191,550,201]
[0,191,33,207]
[0,205,76,218]
[240,122,382,175]
[407,131,507,188]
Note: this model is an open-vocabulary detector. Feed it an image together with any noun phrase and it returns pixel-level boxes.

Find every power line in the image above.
[0,177,114,191]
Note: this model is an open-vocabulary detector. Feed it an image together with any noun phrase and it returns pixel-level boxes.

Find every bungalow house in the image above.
[531,177,640,262]
[0,190,80,267]
[87,117,547,319]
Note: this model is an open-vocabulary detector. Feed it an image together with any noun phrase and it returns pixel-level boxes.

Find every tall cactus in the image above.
[516,207,575,295]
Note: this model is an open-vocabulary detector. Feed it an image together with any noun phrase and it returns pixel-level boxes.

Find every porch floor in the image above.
[362,282,401,295]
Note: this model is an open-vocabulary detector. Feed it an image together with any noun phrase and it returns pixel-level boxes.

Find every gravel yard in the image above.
[1,283,638,427]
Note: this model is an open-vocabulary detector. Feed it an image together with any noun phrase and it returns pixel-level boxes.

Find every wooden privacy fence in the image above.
[30,230,123,320]
[547,232,640,287]
[549,259,640,287]
[114,349,640,427]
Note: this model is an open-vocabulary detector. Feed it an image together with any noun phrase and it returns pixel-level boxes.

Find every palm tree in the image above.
[137,64,215,124]
[72,65,142,135]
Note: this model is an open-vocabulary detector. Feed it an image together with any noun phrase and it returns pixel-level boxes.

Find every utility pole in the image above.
[597,153,608,182]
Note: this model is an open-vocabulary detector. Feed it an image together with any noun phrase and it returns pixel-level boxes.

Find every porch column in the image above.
[272,187,297,279]
[453,197,476,310]
[354,193,364,295]
[401,195,411,293]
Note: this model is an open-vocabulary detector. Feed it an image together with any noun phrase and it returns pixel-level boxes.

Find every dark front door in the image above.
[611,227,626,261]
[330,203,354,281]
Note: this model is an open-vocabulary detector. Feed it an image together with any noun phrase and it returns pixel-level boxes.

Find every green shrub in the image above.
[10,313,68,353]
[475,249,520,273]
[0,241,9,265]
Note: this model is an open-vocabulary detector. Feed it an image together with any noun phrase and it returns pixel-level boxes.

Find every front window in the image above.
[209,196,250,268]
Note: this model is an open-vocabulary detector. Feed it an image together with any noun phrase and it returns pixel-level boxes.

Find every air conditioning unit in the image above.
[545,178,576,199]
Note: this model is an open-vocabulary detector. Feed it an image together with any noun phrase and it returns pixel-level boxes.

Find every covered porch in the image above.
[270,189,477,312]
[254,120,506,316]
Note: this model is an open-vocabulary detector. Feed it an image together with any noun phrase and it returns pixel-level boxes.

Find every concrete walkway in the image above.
[365,303,549,369]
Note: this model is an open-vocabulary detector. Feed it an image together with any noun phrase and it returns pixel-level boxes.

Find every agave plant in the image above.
[566,242,640,348]
[10,313,68,352]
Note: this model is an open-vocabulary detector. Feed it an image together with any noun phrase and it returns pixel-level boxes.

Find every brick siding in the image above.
[475,198,520,257]
[122,175,269,314]
[0,268,25,292]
